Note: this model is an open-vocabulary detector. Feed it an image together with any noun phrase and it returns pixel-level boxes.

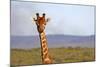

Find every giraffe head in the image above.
[33,13,49,33]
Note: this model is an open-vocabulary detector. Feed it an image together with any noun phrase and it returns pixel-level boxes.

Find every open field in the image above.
[11,47,95,66]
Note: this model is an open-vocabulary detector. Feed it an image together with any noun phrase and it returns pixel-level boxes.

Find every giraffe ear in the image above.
[33,18,37,21]
[32,17,35,24]
[46,18,50,22]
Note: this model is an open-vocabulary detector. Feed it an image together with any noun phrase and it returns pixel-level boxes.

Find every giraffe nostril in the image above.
[38,27,43,33]
[38,25,45,33]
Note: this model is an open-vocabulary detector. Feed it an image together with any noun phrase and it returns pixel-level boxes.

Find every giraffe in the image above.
[33,13,52,64]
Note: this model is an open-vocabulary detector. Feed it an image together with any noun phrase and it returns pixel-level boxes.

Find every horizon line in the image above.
[10,34,95,37]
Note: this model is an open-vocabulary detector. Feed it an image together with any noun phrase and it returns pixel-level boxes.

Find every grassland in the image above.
[11,47,95,66]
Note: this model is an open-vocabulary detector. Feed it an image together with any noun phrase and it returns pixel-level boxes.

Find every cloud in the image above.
[11,1,95,36]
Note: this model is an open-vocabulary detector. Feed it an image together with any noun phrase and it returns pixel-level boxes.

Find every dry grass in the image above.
[11,47,95,66]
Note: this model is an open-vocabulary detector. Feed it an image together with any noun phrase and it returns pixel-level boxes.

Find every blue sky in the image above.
[11,1,95,36]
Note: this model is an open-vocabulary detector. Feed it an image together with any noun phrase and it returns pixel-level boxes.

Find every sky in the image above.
[11,1,95,36]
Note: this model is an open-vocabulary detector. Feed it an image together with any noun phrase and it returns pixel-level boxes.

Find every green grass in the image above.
[11,47,95,66]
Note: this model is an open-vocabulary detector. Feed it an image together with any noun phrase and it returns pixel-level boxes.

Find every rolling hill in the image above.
[11,35,95,49]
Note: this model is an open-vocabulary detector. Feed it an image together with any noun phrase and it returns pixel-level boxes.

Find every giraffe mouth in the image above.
[38,25,45,33]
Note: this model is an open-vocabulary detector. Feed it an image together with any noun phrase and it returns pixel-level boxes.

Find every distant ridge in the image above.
[11,35,95,49]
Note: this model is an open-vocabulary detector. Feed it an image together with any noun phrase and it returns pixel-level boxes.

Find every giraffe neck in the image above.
[39,31,52,64]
